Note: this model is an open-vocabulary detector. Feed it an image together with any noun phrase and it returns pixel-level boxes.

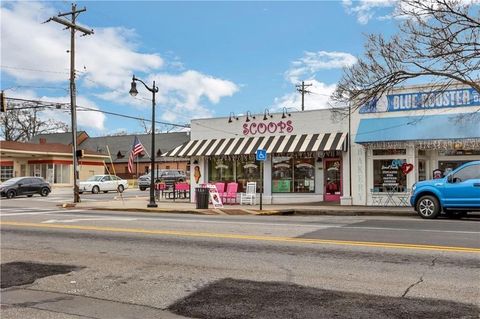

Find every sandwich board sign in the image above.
[207,184,223,208]
[256,149,267,161]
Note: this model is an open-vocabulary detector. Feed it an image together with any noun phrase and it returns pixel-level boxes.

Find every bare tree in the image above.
[331,0,480,111]
[1,104,69,142]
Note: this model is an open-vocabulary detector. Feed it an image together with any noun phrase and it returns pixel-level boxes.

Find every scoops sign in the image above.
[243,120,293,136]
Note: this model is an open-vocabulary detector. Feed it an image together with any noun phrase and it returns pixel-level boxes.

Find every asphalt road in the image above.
[1,198,479,318]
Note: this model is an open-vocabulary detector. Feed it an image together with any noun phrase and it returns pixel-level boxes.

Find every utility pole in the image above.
[46,4,93,203]
[296,81,312,111]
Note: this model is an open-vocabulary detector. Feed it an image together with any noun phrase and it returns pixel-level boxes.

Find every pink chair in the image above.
[221,182,238,205]
[175,182,190,199]
[215,182,225,194]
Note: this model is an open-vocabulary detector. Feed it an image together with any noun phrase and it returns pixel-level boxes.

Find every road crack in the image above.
[401,257,437,298]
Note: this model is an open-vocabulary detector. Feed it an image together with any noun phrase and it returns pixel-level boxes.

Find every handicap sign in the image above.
[256,149,267,161]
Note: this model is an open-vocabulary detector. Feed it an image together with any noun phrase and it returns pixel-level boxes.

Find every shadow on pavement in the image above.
[1,261,82,288]
[169,278,479,319]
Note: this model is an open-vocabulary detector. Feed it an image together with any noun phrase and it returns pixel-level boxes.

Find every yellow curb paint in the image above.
[1,221,479,254]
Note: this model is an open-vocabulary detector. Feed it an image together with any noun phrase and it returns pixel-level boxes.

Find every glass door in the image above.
[324,158,342,202]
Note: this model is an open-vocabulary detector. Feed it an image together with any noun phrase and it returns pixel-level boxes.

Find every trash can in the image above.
[195,187,209,209]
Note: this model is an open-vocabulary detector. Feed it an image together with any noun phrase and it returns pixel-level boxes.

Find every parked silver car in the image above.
[138,169,187,191]
[79,175,128,194]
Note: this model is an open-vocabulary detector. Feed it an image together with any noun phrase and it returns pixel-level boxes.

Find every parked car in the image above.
[138,169,187,191]
[0,176,51,199]
[410,161,480,219]
[79,175,128,194]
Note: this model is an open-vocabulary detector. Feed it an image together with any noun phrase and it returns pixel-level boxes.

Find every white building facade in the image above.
[164,84,480,206]
[350,84,480,206]
[164,109,349,204]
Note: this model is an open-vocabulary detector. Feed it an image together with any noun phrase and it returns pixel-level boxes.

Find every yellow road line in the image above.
[1,221,479,253]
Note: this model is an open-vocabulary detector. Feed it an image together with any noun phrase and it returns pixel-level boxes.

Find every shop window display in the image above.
[373,159,407,192]
[272,156,315,193]
[236,160,261,192]
[208,158,234,182]
[1,166,13,181]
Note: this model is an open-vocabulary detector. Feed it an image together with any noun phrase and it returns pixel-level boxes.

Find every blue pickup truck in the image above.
[410,161,480,219]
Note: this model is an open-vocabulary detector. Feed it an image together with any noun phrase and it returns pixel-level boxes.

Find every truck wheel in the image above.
[416,195,441,219]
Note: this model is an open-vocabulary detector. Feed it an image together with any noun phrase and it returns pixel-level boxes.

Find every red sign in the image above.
[243,120,293,136]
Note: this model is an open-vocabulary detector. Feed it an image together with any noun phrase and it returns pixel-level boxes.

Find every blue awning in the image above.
[355,113,480,143]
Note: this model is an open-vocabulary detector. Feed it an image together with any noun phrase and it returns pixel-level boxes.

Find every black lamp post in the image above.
[129,75,158,208]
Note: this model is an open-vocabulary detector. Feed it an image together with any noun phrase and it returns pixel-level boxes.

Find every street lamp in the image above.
[129,75,158,208]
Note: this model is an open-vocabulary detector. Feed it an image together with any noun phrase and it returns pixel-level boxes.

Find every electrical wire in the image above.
[4,97,190,128]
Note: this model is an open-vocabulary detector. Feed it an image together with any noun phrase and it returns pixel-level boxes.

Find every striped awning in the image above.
[163,133,348,157]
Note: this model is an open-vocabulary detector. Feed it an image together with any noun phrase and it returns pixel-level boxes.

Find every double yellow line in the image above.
[2,221,479,253]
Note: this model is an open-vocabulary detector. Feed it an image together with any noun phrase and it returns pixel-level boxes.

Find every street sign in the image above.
[256,149,267,161]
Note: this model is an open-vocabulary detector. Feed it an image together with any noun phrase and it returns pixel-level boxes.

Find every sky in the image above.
[1,0,400,136]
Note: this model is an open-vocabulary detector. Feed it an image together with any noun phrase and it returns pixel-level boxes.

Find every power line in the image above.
[296,81,312,111]
[4,97,190,128]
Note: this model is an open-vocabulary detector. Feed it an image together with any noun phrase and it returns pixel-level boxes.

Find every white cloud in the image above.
[342,0,396,24]
[285,51,357,83]
[273,80,337,111]
[5,89,106,132]
[275,50,356,110]
[1,1,239,130]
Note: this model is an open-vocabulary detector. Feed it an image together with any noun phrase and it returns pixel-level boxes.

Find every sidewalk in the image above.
[72,196,416,217]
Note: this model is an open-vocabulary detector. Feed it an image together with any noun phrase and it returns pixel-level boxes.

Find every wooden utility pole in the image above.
[46,4,93,203]
[296,81,312,111]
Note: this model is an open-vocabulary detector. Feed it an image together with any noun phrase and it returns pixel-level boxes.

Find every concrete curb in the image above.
[257,209,416,216]
[61,203,416,217]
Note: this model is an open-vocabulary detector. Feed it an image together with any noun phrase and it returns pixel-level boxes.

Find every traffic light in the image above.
[76,149,84,158]
[0,91,5,112]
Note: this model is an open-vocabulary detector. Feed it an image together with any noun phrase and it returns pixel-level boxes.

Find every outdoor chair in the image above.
[240,182,257,205]
[221,182,238,205]
[174,182,190,199]
[370,188,384,206]
[214,182,225,194]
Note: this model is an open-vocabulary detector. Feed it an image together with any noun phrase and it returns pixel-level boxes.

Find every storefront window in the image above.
[54,164,70,184]
[373,159,407,192]
[439,150,480,156]
[30,163,70,184]
[208,158,234,182]
[272,156,292,192]
[236,160,261,192]
[418,159,426,181]
[1,166,14,181]
[272,156,315,193]
[438,161,471,176]
[293,158,315,193]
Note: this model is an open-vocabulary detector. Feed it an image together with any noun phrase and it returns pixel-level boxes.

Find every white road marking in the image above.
[42,217,137,224]
[1,209,84,216]
[340,226,480,235]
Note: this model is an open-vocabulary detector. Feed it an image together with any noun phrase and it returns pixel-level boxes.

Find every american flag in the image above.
[127,136,145,173]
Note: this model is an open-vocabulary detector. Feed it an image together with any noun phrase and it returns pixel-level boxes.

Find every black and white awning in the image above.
[163,133,348,157]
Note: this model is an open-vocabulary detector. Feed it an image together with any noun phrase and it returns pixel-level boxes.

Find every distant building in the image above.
[0,140,108,185]
[81,132,190,178]
[29,131,191,179]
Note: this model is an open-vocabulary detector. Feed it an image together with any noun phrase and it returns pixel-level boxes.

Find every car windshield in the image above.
[86,176,104,182]
[1,177,23,186]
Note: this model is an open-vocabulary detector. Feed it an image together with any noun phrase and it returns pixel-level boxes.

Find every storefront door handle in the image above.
[473,183,480,187]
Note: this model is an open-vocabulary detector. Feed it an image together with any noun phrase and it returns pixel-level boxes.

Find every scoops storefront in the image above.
[350,84,480,206]
[164,109,349,204]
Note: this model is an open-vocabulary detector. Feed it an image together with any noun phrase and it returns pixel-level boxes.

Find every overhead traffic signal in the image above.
[0,91,6,112]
